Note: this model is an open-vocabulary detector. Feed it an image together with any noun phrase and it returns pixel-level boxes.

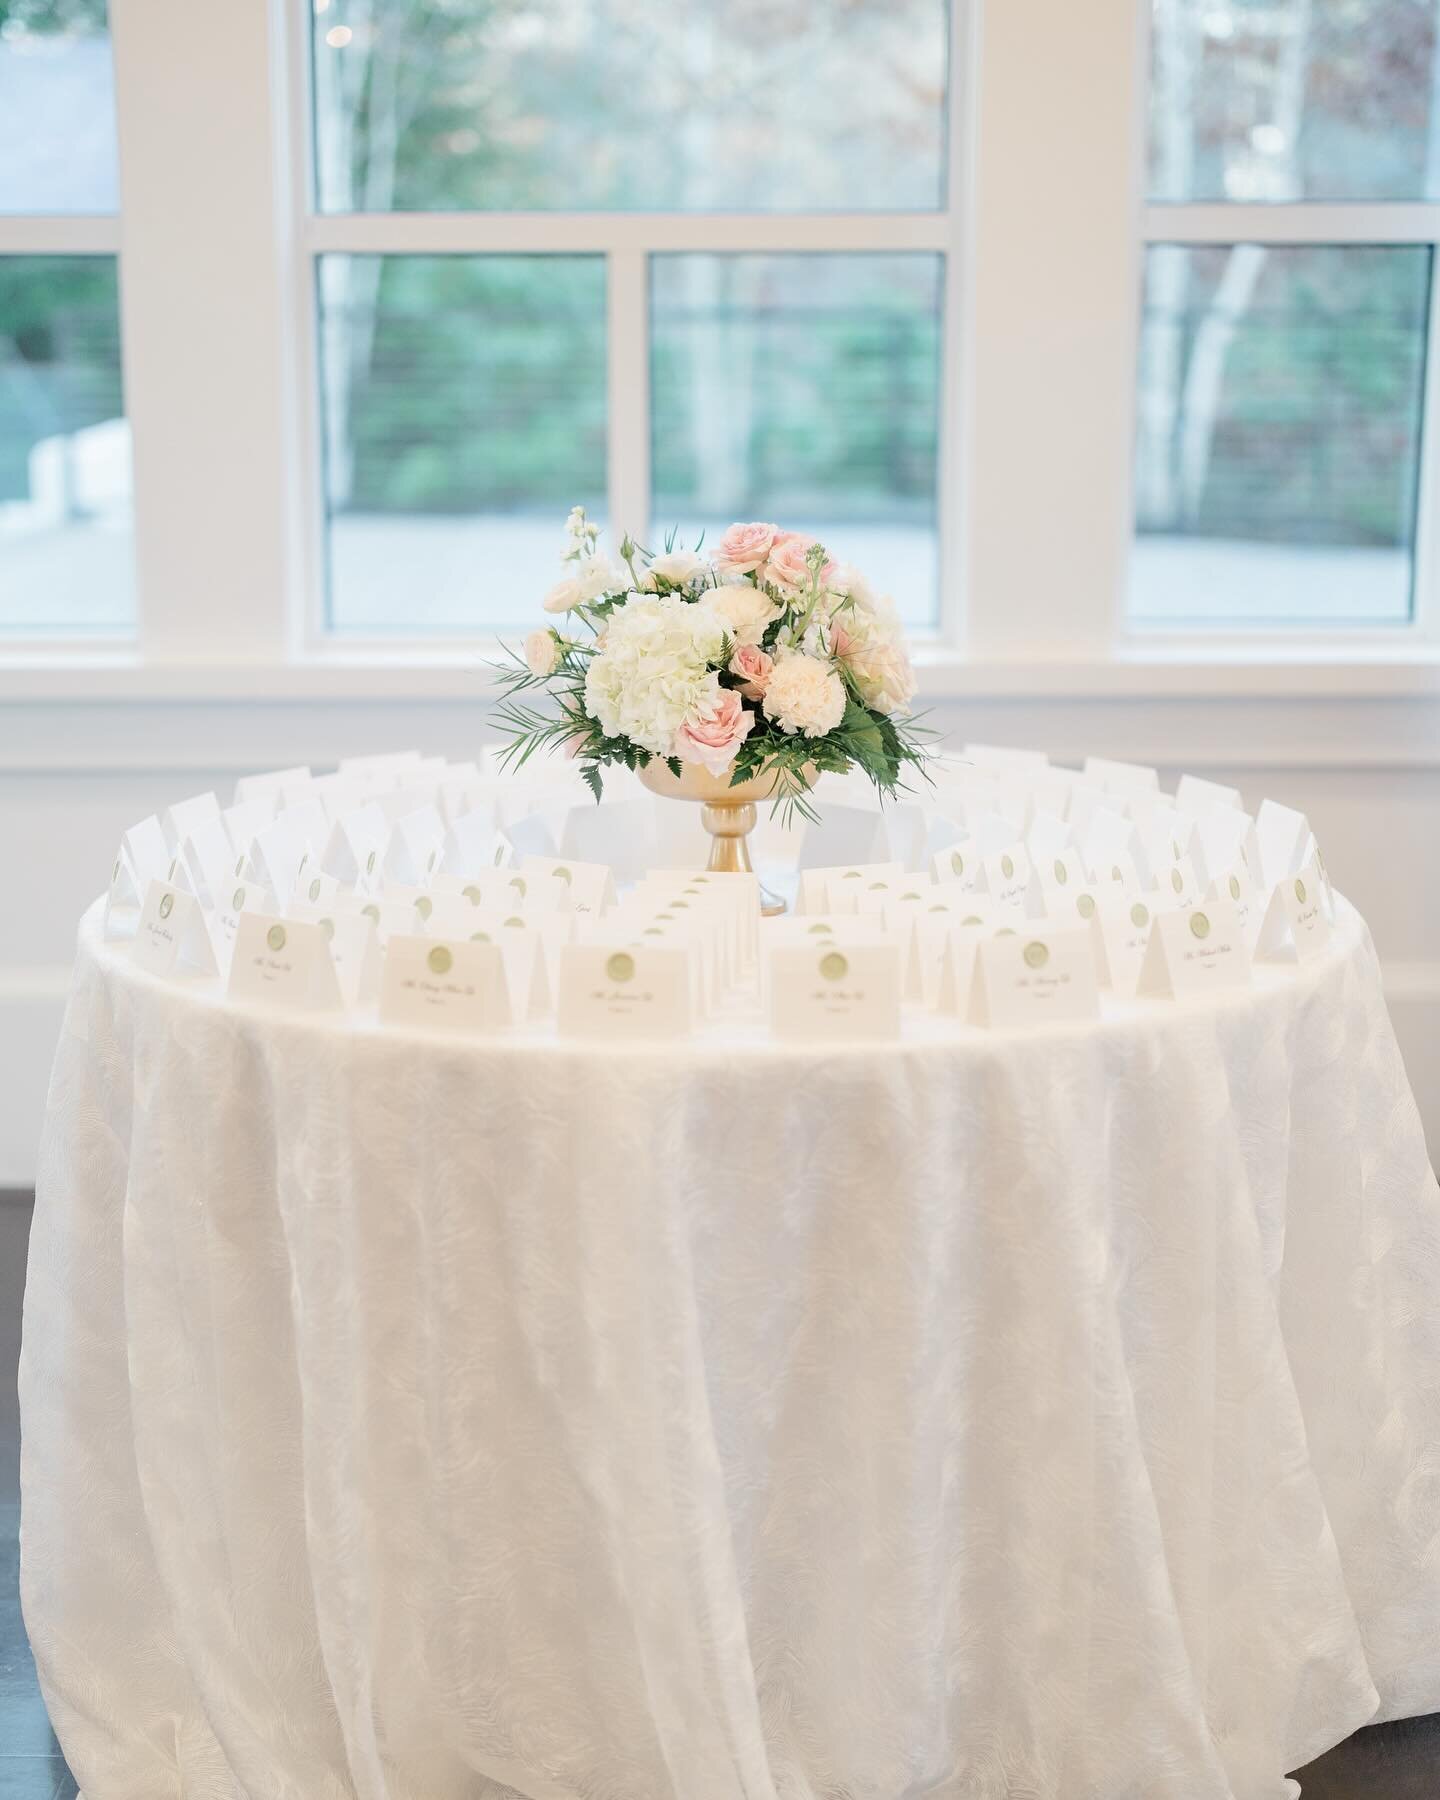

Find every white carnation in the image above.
[762,652,846,738]
[703,581,782,647]
[582,593,727,757]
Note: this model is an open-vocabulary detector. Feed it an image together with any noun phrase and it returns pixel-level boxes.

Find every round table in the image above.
[21,896,1440,1800]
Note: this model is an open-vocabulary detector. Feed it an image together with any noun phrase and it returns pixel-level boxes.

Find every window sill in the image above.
[2,643,1439,704]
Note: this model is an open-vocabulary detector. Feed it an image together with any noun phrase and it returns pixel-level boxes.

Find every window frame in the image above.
[1,0,1438,693]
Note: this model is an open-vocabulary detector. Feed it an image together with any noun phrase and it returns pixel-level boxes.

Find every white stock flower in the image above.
[703,581,782,647]
[762,652,846,738]
[582,594,728,757]
[574,555,623,601]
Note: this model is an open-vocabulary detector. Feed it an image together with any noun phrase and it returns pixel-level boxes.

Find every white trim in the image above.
[0,216,121,253]
[304,212,953,255]
[606,250,651,547]
[1146,203,1440,246]
[936,0,978,650]
[2,648,1439,706]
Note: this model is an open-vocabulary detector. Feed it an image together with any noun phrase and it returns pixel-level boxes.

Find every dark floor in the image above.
[2,1192,1438,1797]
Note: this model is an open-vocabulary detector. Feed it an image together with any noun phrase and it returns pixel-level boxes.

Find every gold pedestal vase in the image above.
[638,759,817,917]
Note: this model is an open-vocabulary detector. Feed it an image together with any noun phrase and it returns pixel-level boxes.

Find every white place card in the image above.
[797,862,903,916]
[1256,861,1334,965]
[795,804,892,876]
[976,844,1031,911]
[1082,807,1144,884]
[233,766,310,806]
[246,816,315,906]
[1254,799,1312,888]
[284,906,380,1005]
[519,854,616,916]
[1028,880,1107,932]
[934,922,987,1014]
[1090,893,1158,995]
[1155,857,1202,908]
[162,791,221,850]
[383,806,447,886]
[131,883,219,980]
[1025,810,1074,863]
[222,799,273,855]
[1175,773,1244,815]
[1034,848,1088,895]
[1137,900,1251,999]
[213,880,279,961]
[338,749,423,780]
[1207,862,1262,947]
[768,941,901,1041]
[445,807,512,875]
[379,935,512,1036]
[322,804,389,886]
[967,927,1100,1029]
[932,842,980,889]
[227,913,344,1012]
[461,912,552,1019]
[961,742,1049,770]
[290,871,340,911]
[1192,808,1256,887]
[176,818,236,908]
[1083,756,1161,796]
[557,944,693,1040]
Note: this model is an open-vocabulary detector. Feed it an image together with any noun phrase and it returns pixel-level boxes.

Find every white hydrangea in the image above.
[583,594,728,756]
[762,652,847,738]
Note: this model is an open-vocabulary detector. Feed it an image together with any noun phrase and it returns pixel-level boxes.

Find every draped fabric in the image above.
[20,900,1440,1800]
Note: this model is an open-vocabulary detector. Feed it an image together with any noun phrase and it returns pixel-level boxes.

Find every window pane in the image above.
[318,254,607,633]
[651,254,943,631]
[1149,1,1440,202]
[0,256,132,635]
[0,3,118,213]
[311,0,947,213]
[1132,244,1429,626]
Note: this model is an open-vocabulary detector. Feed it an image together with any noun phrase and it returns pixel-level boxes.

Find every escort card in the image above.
[247,816,316,905]
[1082,808,1144,885]
[796,862,902,915]
[1176,773,1244,815]
[1025,811,1075,863]
[131,883,219,980]
[794,805,891,876]
[1137,900,1251,998]
[321,804,389,886]
[1155,857,1202,908]
[1082,756,1160,796]
[1034,848,1088,895]
[285,906,380,1005]
[1256,860,1334,965]
[227,913,343,1012]
[518,854,616,916]
[162,791,221,850]
[445,807,512,875]
[976,844,1031,911]
[214,880,279,962]
[768,942,901,1042]
[1090,894,1157,995]
[461,914,552,1019]
[1206,862,1261,947]
[932,842,980,889]
[557,944,693,1039]
[1254,799,1312,888]
[967,927,1101,1028]
[934,923,986,1014]
[961,742,1050,770]
[233,766,310,806]
[382,807,447,886]
[379,935,512,1035]
[290,871,340,911]
[176,818,236,908]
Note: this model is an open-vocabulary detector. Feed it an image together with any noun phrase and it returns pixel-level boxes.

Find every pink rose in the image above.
[673,685,755,777]
[714,520,779,576]
[729,642,774,701]
[760,532,819,598]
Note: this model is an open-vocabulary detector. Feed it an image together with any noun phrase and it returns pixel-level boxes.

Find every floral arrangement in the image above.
[494,509,929,820]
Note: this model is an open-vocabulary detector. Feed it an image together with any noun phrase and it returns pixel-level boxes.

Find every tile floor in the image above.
[1,1192,1436,1797]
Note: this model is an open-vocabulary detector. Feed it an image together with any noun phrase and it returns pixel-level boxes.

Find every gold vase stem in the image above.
[701,798,757,876]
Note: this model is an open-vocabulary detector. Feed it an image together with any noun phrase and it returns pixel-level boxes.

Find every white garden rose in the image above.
[644,547,707,590]
[762,652,846,738]
[704,581,782,647]
[583,594,728,757]
[542,576,585,614]
[573,555,623,601]
[829,589,917,716]
[523,628,560,677]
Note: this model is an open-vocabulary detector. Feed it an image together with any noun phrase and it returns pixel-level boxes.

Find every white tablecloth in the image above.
[20,898,1440,1800]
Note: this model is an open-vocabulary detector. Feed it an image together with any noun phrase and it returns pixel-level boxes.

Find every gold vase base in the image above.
[700,798,787,917]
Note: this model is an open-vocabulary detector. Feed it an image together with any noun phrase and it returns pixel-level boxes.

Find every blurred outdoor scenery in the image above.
[1,0,1438,634]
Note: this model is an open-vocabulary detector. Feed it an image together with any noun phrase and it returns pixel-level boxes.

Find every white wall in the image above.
[2,685,1436,1185]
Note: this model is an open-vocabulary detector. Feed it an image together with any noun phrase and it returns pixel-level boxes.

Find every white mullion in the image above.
[110,0,298,664]
[304,212,951,257]
[1407,246,1440,642]
[964,0,1146,659]
[0,217,122,254]
[935,0,977,648]
[606,250,651,546]
[1146,201,1440,246]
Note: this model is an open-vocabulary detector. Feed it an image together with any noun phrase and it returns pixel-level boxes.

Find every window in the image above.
[305,0,954,638]
[0,2,130,638]
[1133,0,1438,628]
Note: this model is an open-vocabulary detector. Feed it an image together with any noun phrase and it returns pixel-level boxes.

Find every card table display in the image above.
[19,750,1440,1800]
